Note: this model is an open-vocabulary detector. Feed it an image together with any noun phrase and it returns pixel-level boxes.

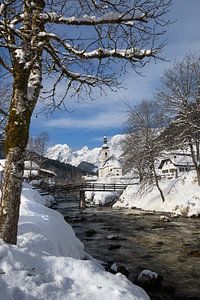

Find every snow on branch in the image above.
[45,32,155,61]
[44,42,115,87]
[40,11,148,26]
[0,3,5,16]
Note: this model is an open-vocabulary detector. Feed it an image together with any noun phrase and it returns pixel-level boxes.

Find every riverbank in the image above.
[113,171,200,217]
[0,183,149,300]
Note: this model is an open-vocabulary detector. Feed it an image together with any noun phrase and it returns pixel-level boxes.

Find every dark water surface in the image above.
[54,196,200,300]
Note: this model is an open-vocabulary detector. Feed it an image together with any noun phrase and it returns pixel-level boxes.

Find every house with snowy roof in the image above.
[98,136,123,177]
[158,153,195,178]
[23,160,56,184]
[23,160,40,179]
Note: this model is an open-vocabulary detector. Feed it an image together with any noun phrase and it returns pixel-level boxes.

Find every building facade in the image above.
[158,154,194,178]
[98,136,123,177]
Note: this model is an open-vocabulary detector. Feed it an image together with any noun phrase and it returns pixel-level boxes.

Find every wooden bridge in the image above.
[37,182,138,208]
[58,183,128,192]
[39,182,131,193]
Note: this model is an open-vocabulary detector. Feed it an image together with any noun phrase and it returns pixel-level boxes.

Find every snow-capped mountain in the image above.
[46,134,125,167]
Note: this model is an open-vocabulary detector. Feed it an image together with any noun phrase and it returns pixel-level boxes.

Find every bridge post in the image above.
[79,190,86,209]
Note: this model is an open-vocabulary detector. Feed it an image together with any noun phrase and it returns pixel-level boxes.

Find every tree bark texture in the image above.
[0,0,44,244]
[0,148,24,244]
[0,82,31,244]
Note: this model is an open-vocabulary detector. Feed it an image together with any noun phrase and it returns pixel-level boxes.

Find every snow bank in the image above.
[85,191,119,206]
[84,176,127,206]
[0,183,149,300]
[114,171,200,217]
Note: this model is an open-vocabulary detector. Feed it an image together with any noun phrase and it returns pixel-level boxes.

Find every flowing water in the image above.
[54,195,200,300]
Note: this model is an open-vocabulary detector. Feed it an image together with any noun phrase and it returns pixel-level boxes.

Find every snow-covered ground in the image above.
[114,171,200,217]
[46,134,125,167]
[0,182,149,300]
[84,175,132,206]
[85,191,119,206]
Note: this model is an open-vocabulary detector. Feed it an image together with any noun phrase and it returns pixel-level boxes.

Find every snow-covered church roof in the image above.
[100,154,122,169]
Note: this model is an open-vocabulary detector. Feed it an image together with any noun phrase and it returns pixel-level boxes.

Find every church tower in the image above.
[100,136,109,163]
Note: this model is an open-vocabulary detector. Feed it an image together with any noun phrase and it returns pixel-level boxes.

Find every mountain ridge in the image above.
[46,134,125,167]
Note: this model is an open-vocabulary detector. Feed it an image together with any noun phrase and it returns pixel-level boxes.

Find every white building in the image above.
[23,160,56,184]
[98,136,123,177]
[158,154,195,178]
[23,161,40,179]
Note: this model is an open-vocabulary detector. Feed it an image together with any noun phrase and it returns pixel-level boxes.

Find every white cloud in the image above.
[44,111,127,130]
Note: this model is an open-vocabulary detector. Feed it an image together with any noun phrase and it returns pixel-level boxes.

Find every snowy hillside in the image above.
[113,171,200,217]
[46,134,125,167]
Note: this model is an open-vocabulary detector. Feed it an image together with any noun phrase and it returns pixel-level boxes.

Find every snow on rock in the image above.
[46,143,100,166]
[84,175,127,206]
[46,134,125,167]
[0,183,149,300]
[46,144,73,162]
[86,191,118,206]
[21,182,46,206]
[136,270,162,290]
[114,171,200,217]
[138,270,158,281]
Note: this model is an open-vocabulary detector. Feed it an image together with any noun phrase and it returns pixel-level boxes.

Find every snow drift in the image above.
[0,183,149,300]
[114,171,200,217]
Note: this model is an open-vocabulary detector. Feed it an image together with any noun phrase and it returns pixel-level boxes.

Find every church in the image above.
[98,136,123,178]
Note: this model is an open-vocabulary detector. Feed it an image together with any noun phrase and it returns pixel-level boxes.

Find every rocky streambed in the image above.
[54,196,200,300]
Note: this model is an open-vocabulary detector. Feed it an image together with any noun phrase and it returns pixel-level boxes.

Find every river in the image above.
[53,195,200,300]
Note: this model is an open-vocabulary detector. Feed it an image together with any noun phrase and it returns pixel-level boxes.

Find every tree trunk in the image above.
[196,166,200,186]
[189,142,200,186]
[138,169,144,183]
[0,148,24,244]
[0,0,44,245]
[152,162,165,202]
[0,83,34,244]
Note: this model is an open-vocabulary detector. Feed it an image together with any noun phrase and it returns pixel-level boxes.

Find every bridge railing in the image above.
[34,181,138,195]
[54,183,134,192]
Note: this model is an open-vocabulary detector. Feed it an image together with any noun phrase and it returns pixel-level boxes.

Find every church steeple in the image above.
[101,136,109,162]
[102,136,109,149]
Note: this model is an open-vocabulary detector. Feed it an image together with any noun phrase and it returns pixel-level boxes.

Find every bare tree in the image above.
[0,0,172,244]
[157,53,200,185]
[26,131,49,178]
[122,100,166,201]
[27,131,49,157]
[122,131,146,183]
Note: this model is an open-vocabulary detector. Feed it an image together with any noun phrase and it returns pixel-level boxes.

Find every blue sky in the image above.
[30,0,200,150]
